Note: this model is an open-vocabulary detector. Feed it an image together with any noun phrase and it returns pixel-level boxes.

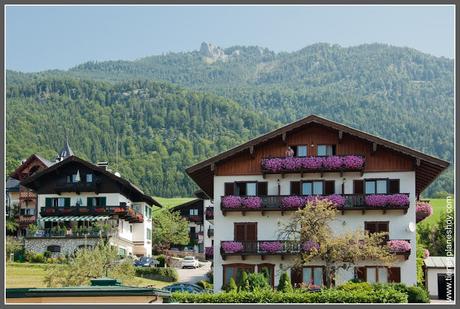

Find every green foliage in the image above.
[226,277,238,292]
[152,210,190,250]
[277,272,293,293]
[43,241,135,287]
[245,272,271,291]
[134,266,178,282]
[338,281,372,292]
[418,211,455,256]
[237,271,250,292]
[385,283,430,303]
[156,255,166,267]
[6,43,454,197]
[197,280,213,290]
[6,237,23,258]
[25,252,46,263]
[171,286,408,303]
[6,217,19,234]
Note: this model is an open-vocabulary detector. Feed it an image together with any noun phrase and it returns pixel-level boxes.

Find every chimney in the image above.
[96,161,109,171]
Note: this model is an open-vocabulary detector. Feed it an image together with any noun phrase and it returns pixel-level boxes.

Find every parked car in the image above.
[163,283,204,294]
[133,256,159,267]
[181,256,200,269]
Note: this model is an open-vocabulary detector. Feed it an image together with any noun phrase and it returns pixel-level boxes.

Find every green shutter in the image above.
[100,197,107,206]
[87,197,93,207]
[64,198,71,207]
[45,198,52,207]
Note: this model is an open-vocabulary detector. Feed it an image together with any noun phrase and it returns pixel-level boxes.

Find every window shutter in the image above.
[389,179,400,194]
[246,223,257,241]
[290,267,303,287]
[355,267,366,282]
[257,182,268,196]
[325,181,335,195]
[224,183,235,196]
[64,198,71,207]
[45,198,52,207]
[388,267,401,283]
[353,180,364,194]
[290,181,301,195]
[87,197,93,207]
[100,197,107,206]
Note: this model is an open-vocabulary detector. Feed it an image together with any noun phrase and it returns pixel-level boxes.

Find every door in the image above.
[438,273,455,300]
[234,223,257,253]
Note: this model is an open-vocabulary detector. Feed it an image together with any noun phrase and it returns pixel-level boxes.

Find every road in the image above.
[175,261,212,284]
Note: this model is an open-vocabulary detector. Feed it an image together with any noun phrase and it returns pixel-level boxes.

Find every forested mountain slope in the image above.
[6,43,453,196]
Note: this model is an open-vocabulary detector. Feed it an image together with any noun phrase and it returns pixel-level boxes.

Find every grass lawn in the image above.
[422,198,454,226]
[153,196,195,209]
[6,263,169,289]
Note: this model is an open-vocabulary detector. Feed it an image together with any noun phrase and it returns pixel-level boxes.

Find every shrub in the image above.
[338,281,372,292]
[388,283,429,303]
[237,271,250,292]
[226,277,237,292]
[171,288,407,303]
[156,255,166,267]
[277,272,293,293]
[135,266,178,282]
[43,250,52,259]
[25,251,47,263]
[245,273,271,291]
[197,280,213,290]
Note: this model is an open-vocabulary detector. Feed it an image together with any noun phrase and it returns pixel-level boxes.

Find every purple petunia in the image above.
[364,194,409,208]
[387,240,411,253]
[261,158,284,172]
[259,241,283,253]
[301,157,324,169]
[222,195,242,208]
[325,194,346,207]
[343,155,365,169]
[262,155,365,173]
[242,196,262,209]
[302,240,320,252]
[416,202,433,223]
[221,241,244,253]
[281,196,307,209]
[282,157,303,170]
[323,156,343,169]
[386,194,410,207]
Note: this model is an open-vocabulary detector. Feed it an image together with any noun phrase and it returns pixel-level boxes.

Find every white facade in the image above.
[34,191,153,257]
[212,171,417,292]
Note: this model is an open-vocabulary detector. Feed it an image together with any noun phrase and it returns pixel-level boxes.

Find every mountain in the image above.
[6,43,454,196]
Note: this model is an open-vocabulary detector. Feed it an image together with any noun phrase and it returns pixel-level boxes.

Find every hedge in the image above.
[135,267,178,282]
[170,287,407,303]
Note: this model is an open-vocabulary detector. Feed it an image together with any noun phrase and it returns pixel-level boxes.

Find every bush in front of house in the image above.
[385,283,430,303]
[277,272,293,293]
[135,266,178,282]
[25,251,47,263]
[156,255,166,267]
[170,286,407,303]
[337,281,372,292]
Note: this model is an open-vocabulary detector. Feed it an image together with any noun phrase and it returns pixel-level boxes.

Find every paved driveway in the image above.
[175,261,212,284]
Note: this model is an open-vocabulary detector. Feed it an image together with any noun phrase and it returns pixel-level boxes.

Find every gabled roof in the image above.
[186,114,450,197]
[10,154,54,180]
[171,198,203,212]
[21,155,162,207]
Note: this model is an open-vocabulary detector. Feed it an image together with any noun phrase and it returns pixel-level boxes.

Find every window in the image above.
[118,247,127,257]
[301,181,323,195]
[302,267,324,286]
[144,205,152,219]
[72,174,78,183]
[293,145,308,157]
[317,145,336,156]
[86,174,93,183]
[235,182,257,196]
[356,267,389,283]
[365,221,389,241]
[87,197,107,207]
[234,223,257,241]
[189,208,199,216]
[46,197,70,208]
[223,264,255,286]
[146,228,152,241]
[365,179,388,194]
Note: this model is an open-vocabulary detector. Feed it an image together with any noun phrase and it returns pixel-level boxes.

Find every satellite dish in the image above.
[407,222,416,233]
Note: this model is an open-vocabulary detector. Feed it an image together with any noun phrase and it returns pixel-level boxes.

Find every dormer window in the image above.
[86,174,93,183]
[317,144,336,156]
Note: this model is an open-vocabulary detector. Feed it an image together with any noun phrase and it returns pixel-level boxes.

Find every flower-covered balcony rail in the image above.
[221,239,411,260]
[261,155,365,177]
[220,193,410,215]
[416,201,433,223]
[205,246,213,260]
[189,215,203,223]
[40,204,144,223]
[205,207,214,221]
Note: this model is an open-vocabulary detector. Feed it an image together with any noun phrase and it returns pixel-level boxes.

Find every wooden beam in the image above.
[282,132,287,144]
[338,130,343,142]
[249,145,255,158]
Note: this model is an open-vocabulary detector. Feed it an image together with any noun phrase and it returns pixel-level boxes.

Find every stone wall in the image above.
[24,238,101,256]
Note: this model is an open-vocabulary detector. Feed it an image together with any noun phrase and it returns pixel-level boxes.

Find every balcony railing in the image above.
[205,207,214,221]
[189,215,203,223]
[261,155,365,176]
[19,190,36,200]
[54,179,101,193]
[25,228,113,239]
[221,239,411,260]
[39,205,144,223]
[221,193,410,215]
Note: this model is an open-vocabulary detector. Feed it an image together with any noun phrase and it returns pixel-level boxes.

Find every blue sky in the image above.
[6,5,455,72]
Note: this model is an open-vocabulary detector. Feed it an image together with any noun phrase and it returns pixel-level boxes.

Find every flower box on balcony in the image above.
[364,194,410,208]
[221,196,262,209]
[259,241,284,253]
[45,208,55,214]
[221,241,244,254]
[416,201,433,223]
[79,207,90,213]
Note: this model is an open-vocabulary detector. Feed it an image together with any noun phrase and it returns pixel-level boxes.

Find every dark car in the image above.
[133,256,159,267]
[163,283,205,294]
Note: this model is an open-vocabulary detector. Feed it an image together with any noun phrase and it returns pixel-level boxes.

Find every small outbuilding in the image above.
[424,256,455,300]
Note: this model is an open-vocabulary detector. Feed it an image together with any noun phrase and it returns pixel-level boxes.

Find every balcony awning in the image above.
[39,216,110,222]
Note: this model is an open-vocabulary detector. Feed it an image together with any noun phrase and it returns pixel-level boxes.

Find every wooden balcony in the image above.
[54,179,101,194]
[19,190,36,201]
[39,205,144,223]
[221,193,410,216]
[25,228,113,239]
[221,239,411,260]
[189,215,203,223]
[261,155,365,178]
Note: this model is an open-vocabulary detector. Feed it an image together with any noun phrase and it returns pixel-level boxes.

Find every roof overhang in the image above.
[186,114,449,197]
